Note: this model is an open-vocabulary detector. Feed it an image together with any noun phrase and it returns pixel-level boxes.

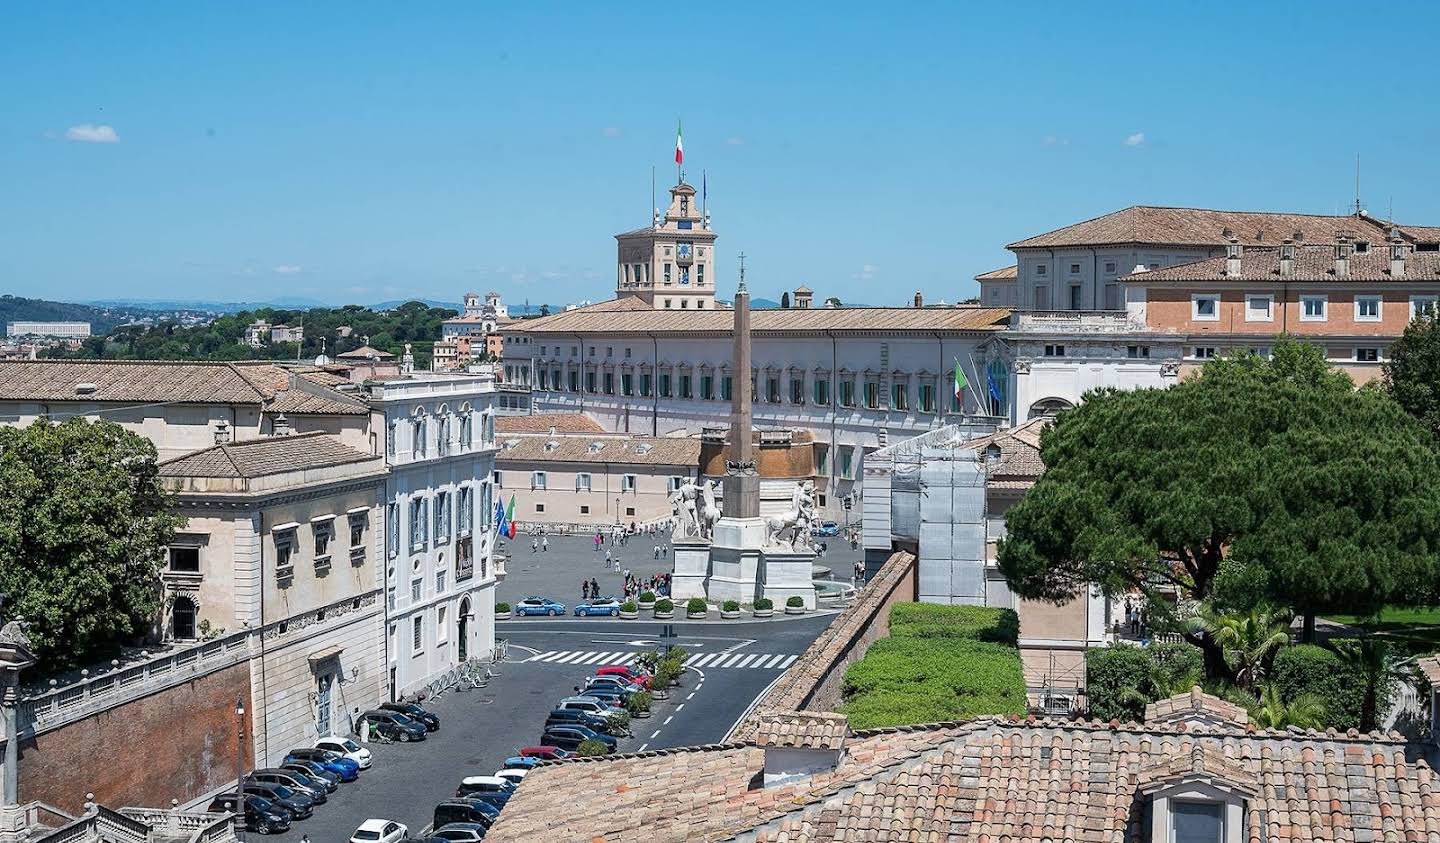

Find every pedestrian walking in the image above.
[582,579,590,600]
[594,532,602,551]
[590,578,599,598]
[623,568,630,581]
[653,545,660,560]
[531,537,538,553]
[662,543,669,556]
[605,549,612,565]
[542,536,549,552]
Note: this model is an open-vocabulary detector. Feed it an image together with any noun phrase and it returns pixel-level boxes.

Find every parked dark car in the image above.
[357,709,429,742]
[433,799,500,829]
[284,747,360,780]
[380,701,441,731]
[206,793,292,835]
[540,724,617,752]
[577,686,633,707]
[247,769,329,804]
[280,760,341,790]
[432,822,489,841]
[241,782,313,820]
[543,708,619,735]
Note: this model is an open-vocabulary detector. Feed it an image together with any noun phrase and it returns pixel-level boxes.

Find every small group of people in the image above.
[1121,597,1149,638]
[580,577,601,600]
[620,572,671,599]
[650,542,671,559]
[529,536,549,553]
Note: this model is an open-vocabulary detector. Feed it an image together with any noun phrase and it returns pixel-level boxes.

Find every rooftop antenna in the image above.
[1354,154,1362,216]
[651,165,657,228]
[737,252,748,294]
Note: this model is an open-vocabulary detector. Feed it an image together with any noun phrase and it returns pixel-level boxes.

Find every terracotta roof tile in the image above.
[755,712,850,750]
[975,265,1018,281]
[1008,205,1411,250]
[494,413,606,434]
[0,360,274,403]
[1144,686,1249,728]
[948,417,1048,481]
[1122,244,1440,283]
[494,435,699,467]
[265,388,368,415]
[157,432,378,478]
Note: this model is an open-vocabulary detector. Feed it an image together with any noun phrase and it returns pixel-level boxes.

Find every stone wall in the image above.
[727,550,915,742]
[18,660,254,814]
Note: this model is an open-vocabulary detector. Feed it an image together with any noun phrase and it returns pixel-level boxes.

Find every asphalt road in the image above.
[264,615,830,843]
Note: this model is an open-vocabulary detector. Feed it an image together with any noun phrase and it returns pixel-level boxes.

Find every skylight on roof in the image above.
[587,441,605,453]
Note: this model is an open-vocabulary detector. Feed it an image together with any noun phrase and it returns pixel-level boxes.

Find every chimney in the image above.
[1279,238,1295,278]
[1225,236,1242,276]
[213,420,232,444]
[272,413,292,436]
[401,343,415,374]
[1390,227,1406,278]
[1335,233,1354,278]
[913,290,924,308]
[756,712,848,788]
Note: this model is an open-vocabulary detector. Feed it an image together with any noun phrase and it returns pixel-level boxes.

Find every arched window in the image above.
[173,596,197,640]
[1027,397,1074,420]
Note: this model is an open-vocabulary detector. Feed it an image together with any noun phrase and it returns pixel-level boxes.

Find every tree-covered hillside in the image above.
[41,301,458,368]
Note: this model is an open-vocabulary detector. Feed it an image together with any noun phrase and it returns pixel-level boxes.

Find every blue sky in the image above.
[4,2,1440,307]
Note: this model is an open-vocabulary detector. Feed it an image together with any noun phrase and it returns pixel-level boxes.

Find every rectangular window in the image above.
[385,422,396,460]
[621,474,637,492]
[435,568,446,595]
[1301,295,1328,321]
[1035,264,1047,277]
[606,347,613,357]
[679,374,692,398]
[766,377,780,403]
[1044,344,1065,357]
[412,616,423,653]
[668,476,684,493]
[700,374,714,400]
[664,263,672,284]
[720,375,732,401]
[1192,294,1220,321]
[585,371,597,393]
[863,381,879,409]
[168,546,200,573]
[1069,263,1081,274]
[919,383,935,412]
[790,378,804,404]
[531,471,547,490]
[313,522,331,558]
[839,446,854,478]
[1411,296,1438,320]
[433,491,450,542]
[1068,285,1082,310]
[1170,801,1222,843]
[579,504,590,514]
[1245,294,1273,322]
[659,373,672,397]
[697,265,705,285]
[350,516,365,548]
[816,445,829,474]
[437,606,448,642]
[625,348,632,358]
[410,578,422,602]
[1126,345,1151,359]
[603,372,614,394]
[891,383,908,411]
[1356,347,1380,362]
[576,473,592,491]
[567,370,579,392]
[458,486,472,536]
[839,379,855,407]
[387,503,399,558]
[1355,295,1382,321]
[641,373,653,396]
[1104,261,1117,274]
[409,498,428,551]
[1193,346,1217,359]
[622,373,634,396]
[813,377,829,406]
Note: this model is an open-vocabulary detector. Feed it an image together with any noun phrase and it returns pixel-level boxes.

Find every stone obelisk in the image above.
[724,262,759,518]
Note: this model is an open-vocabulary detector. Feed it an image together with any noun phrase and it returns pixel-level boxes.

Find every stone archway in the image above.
[457,595,471,662]
[1027,397,1074,420]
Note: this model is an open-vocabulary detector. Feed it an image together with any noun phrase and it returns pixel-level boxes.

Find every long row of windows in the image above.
[1192,293,1438,324]
[385,406,495,462]
[386,483,491,559]
[537,367,962,413]
[1185,344,1385,362]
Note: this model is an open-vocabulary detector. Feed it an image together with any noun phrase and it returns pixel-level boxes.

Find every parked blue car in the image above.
[283,749,359,782]
[501,755,541,770]
[574,597,623,617]
[513,597,567,616]
[810,520,840,537]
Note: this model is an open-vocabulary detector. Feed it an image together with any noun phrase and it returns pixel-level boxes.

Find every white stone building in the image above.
[364,372,502,698]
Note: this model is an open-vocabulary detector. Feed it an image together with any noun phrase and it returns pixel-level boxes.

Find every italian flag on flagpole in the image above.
[504,494,517,539]
[675,120,684,166]
[954,360,968,409]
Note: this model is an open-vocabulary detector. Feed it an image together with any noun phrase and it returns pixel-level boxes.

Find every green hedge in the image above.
[840,604,1026,729]
[888,603,1020,645]
[1085,642,1204,722]
[1272,645,1368,731]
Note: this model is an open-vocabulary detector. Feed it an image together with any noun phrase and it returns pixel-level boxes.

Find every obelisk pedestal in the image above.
[670,537,711,601]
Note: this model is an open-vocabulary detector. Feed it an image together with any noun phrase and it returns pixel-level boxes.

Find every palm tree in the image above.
[1324,637,1407,732]
[1244,683,1327,729]
[1184,604,1293,688]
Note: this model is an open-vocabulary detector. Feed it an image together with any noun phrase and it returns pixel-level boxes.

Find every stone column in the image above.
[724,284,759,518]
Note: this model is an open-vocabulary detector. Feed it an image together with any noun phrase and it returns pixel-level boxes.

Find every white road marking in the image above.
[638,743,648,751]
[516,650,793,669]
[760,654,786,668]
[676,703,685,711]
[733,654,758,669]
[650,730,661,739]
[539,651,571,662]
[663,716,673,725]
[617,653,637,665]
[779,655,798,668]
[686,692,696,700]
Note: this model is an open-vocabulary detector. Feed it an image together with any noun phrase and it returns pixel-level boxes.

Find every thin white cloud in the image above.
[64,124,119,144]
[725,137,745,146]
[853,264,879,281]
[601,127,622,138]
[272,265,303,275]
[1043,135,1070,147]
[1123,132,1146,147]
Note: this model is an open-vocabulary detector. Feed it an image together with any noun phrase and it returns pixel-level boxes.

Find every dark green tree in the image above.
[998,337,1440,676]
[1383,312,1440,438]
[0,419,182,669]
[780,291,791,309]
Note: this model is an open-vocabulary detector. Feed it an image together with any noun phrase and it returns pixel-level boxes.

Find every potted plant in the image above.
[686,597,708,619]
[496,602,511,615]
[618,600,639,620]
[637,590,657,610]
[785,595,807,615]
[752,597,774,618]
[654,598,674,619]
[626,689,653,718]
[649,663,674,699]
[607,709,632,736]
[721,600,741,619]
[576,738,610,757]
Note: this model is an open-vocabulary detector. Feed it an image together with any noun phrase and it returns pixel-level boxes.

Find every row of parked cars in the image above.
[536,664,652,753]
[511,595,631,617]
[208,734,375,834]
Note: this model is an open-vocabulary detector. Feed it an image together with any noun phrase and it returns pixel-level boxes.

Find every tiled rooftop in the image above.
[157,432,377,479]
[1122,243,1440,283]
[494,413,606,434]
[493,435,699,467]
[754,712,849,751]
[948,417,1048,482]
[975,264,1018,281]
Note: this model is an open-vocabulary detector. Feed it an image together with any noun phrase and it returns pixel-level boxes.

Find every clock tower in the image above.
[615,179,718,310]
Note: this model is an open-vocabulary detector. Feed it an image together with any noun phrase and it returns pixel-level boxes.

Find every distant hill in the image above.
[750,298,780,309]
[1,295,199,335]
[368,298,457,311]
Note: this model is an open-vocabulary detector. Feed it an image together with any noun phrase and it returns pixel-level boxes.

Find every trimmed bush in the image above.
[754,597,774,610]
[576,739,609,757]
[654,598,674,613]
[625,690,652,715]
[786,596,805,608]
[495,602,511,614]
[1273,644,1368,731]
[686,597,708,613]
[608,709,631,734]
[619,601,637,613]
[888,603,1019,645]
[639,591,656,602]
[1084,646,1154,722]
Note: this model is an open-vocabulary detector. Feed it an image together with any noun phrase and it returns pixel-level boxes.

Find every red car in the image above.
[518,746,574,760]
[595,666,651,688]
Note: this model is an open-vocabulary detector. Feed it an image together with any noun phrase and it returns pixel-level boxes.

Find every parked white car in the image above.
[494,767,529,786]
[558,696,626,722]
[317,735,373,770]
[350,819,407,843]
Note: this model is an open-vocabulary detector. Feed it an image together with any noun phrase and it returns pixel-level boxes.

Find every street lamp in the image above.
[235,696,246,843]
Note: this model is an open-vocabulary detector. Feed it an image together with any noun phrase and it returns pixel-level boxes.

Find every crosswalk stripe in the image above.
[595,651,624,664]
[719,654,745,668]
[734,654,759,668]
[578,652,609,665]
[616,653,637,666]
[761,654,786,668]
[540,651,572,662]
[517,650,796,668]
[778,655,798,668]
[528,651,556,662]
[554,651,589,664]
[692,653,719,667]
